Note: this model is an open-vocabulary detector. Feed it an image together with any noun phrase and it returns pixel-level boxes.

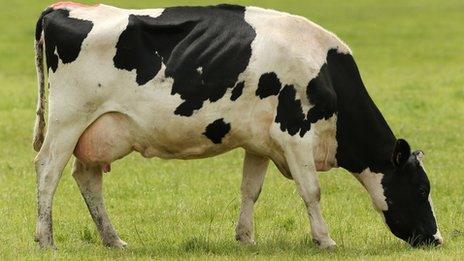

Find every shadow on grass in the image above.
[107,235,425,258]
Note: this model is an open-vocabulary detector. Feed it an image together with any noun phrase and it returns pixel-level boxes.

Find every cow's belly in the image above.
[74,112,241,167]
[74,112,336,172]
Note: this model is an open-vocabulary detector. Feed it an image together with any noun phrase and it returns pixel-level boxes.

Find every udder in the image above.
[74,112,134,172]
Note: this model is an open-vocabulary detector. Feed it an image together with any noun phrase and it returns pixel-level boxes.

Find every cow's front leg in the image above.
[235,152,269,244]
[284,144,336,249]
[72,159,127,248]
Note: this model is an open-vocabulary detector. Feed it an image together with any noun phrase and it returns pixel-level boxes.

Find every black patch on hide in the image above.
[230,81,245,101]
[40,9,93,72]
[203,118,231,144]
[113,5,256,116]
[256,72,282,99]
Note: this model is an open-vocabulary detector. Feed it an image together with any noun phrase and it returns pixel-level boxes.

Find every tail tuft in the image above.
[33,39,46,152]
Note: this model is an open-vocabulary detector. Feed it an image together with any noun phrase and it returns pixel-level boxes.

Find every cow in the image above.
[33,2,443,249]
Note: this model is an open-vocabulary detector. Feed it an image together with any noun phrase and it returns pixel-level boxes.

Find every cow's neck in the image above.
[327,49,397,175]
[334,98,396,174]
[354,168,389,211]
[327,50,397,208]
[335,98,396,211]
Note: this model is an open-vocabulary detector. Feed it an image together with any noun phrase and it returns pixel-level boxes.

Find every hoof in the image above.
[36,240,57,250]
[235,233,256,245]
[104,239,128,249]
[35,234,56,250]
[313,238,337,250]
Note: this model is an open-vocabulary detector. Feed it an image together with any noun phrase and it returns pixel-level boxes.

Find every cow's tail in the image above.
[33,8,53,152]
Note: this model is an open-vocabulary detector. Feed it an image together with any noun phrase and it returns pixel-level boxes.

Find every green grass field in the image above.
[1,0,463,259]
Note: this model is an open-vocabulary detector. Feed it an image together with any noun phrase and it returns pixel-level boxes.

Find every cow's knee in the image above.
[301,183,321,207]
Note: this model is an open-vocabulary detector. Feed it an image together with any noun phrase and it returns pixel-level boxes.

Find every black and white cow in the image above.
[33,2,443,249]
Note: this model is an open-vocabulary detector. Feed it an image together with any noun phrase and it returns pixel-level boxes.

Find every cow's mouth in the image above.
[408,235,441,247]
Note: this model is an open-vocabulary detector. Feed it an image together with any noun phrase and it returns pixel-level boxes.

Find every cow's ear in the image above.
[392,139,411,168]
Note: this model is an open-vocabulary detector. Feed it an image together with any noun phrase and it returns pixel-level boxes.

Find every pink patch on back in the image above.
[51,1,98,10]
[102,163,111,173]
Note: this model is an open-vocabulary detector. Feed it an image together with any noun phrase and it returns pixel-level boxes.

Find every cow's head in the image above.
[380,139,442,247]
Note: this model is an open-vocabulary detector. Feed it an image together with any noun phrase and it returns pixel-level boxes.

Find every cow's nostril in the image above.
[434,237,443,246]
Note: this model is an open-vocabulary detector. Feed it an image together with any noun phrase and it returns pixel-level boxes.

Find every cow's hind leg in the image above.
[34,118,90,248]
[282,140,336,249]
[235,152,269,244]
[72,159,126,248]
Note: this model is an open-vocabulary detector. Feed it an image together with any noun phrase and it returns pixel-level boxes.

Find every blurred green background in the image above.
[0,0,463,259]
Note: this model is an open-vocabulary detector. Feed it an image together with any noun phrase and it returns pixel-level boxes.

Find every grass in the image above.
[0,0,463,259]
